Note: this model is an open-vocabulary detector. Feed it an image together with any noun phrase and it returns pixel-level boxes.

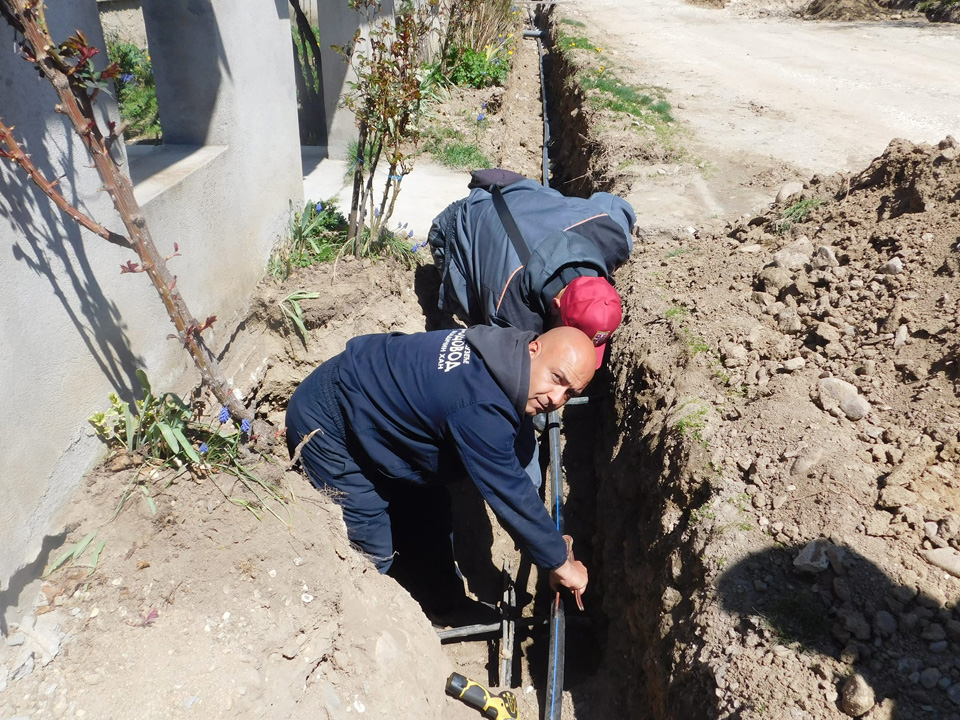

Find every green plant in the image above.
[775,198,823,234]
[664,305,689,320]
[89,372,290,523]
[334,0,439,257]
[674,403,709,445]
[269,199,347,280]
[280,290,320,346]
[559,18,586,27]
[446,43,510,88]
[105,39,160,142]
[46,531,106,577]
[89,369,197,461]
[690,502,716,524]
[441,0,521,71]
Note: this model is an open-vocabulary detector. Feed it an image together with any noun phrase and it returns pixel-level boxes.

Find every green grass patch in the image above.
[434,141,491,170]
[559,18,587,27]
[674,403,709,445]
[557,30,602,52]
[581,71,673,124]
[775,198,824,235]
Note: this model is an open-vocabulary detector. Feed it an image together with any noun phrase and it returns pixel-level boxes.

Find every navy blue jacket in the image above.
[333,325,569,570]
[430,178,636,333]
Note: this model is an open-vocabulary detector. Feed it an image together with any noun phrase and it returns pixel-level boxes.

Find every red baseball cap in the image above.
[558,276,622,369]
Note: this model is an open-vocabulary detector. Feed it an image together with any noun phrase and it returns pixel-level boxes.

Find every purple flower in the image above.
[477,112,485,122]
[199,442,208,454]
[408,230,414,238]
[315,201,323,213]
[120,73,135,84]
[218,406,230,423]
[374,207,381,218]
[481,101,487,109]
[241,418,251,434]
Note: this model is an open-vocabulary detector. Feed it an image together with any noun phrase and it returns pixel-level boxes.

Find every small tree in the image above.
[0,0,250,420]
[334,0,439,256]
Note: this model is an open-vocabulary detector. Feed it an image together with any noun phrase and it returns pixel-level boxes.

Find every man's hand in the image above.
[548,535,588,601]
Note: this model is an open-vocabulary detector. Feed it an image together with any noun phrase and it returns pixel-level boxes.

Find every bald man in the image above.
[285,325,594,619]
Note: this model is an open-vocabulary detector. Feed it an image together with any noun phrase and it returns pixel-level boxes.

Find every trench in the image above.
[438,8,720,719]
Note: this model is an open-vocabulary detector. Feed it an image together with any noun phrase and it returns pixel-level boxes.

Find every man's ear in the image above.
[528,339,542,360]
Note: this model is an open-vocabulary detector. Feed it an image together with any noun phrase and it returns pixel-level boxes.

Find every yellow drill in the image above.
[445,672,519,720]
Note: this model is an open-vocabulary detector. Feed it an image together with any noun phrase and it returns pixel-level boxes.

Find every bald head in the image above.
[525,326,596,416]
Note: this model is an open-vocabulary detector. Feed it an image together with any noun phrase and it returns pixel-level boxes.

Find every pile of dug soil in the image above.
[591,136,960,719]
[804,0,885,20]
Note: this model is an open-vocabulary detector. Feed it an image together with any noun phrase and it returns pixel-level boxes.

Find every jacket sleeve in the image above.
[445,403,568,570]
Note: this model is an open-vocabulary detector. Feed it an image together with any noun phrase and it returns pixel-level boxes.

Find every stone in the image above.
[948,682,960,705]
[722,342,749,368]
[886,437,938,486]
[894,324,909,348]
[920,667,941,689]
[878,258,904,275]
[814,322,841,344]
[776,181,805,204]
[794,538,832,573]
[873,610,897,637]
[791,447,823,476]
[922,548,960,578]
[877,485,918,509]
[662,586,682,612]
[778,307,803,334]
[773,237,814,270]
[841,673,875,716]
[783,357,806,372]
[818,377,870,420]
[812,245,840,269]
[757,266,794,296]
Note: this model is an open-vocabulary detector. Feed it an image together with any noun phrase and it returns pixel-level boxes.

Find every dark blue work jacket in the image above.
[333,326,569,570]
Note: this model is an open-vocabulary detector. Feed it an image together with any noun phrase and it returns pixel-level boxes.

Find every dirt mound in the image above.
[592,136,960,719]
[804,0,884,20]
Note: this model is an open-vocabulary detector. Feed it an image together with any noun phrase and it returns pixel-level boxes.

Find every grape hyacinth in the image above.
[218,406,230,423]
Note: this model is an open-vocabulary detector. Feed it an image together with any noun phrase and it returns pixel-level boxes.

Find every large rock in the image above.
[922,548,960,579]
[817,377,870,420]
[841,673,875,717]
[773,237,814,270]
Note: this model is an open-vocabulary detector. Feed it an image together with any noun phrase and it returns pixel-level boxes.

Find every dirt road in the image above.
[574,0,960,223]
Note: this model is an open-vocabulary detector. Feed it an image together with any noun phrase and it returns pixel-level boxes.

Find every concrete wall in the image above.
[0,0,302,590]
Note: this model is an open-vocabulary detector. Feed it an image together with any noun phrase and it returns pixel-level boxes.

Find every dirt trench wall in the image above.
[539,11,726,717]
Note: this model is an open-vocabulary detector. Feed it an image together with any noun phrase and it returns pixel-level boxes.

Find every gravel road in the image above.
[576,0,960,222]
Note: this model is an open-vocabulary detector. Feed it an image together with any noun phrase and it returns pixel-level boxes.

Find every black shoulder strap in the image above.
[490,185,531,265]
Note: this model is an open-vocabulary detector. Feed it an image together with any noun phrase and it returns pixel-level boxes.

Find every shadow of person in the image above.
[717,542,960,718]
[413,263,464,332]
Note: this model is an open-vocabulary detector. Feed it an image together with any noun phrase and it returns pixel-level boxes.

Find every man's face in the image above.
[525,327,596,416]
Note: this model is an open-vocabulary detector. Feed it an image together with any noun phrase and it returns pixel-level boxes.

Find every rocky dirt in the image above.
[3,2,960,720]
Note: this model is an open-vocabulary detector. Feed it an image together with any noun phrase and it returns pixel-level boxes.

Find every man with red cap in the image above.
[428,169,635,368]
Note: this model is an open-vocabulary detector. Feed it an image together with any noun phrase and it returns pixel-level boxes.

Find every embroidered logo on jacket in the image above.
[438,329,472,373]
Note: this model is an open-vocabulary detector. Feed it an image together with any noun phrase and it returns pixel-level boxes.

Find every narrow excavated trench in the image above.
[434,11,722,719]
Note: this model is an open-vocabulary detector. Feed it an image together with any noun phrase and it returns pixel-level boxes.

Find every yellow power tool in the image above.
[445,672,519,720]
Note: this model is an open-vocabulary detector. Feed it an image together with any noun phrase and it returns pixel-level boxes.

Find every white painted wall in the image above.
[0,0,302,590]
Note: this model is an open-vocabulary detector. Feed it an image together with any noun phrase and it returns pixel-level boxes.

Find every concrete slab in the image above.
[302,146,471,241]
